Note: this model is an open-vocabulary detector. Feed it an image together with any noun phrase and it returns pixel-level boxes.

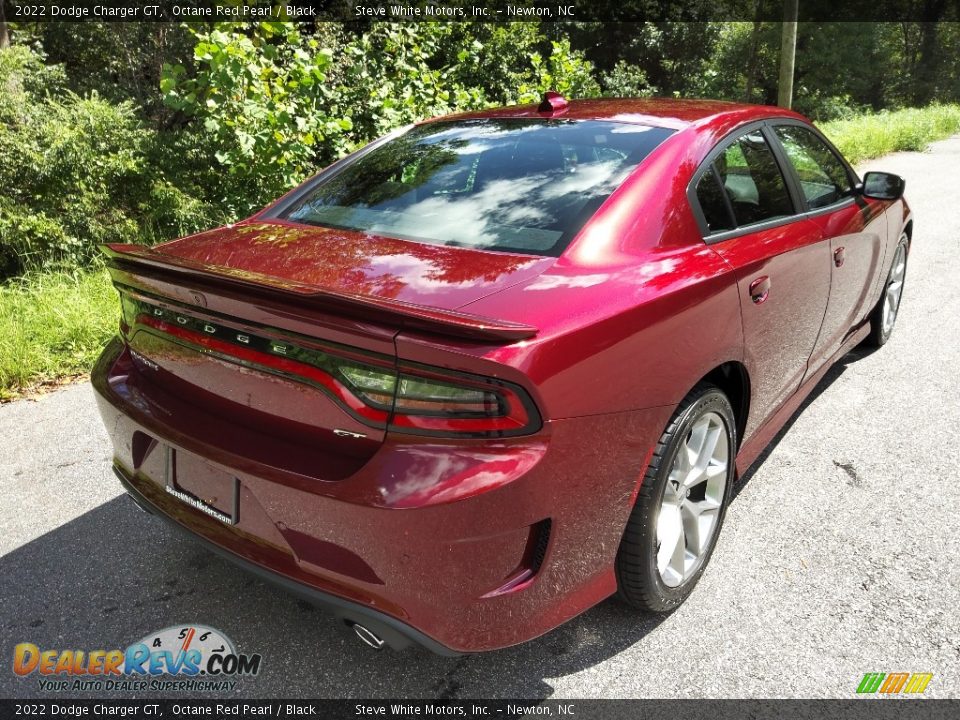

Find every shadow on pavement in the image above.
[732,343,873,497]
[1,491,668,699]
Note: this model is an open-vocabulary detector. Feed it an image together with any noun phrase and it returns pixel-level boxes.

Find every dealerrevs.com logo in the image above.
[13,625,262,693]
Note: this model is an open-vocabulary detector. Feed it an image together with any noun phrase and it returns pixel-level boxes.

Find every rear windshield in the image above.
[278,119,674,256]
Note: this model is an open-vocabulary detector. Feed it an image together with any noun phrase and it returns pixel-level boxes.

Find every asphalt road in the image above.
[2,139,959,701]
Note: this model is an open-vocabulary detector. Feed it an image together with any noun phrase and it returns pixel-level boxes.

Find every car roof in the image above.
[427,97,809,131]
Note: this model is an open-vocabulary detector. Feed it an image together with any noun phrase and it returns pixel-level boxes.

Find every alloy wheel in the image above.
[656,411,730,588]
[882,241,907,335]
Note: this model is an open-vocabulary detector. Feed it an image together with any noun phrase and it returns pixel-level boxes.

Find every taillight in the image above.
[337,365,397,409]
[121,293,541,438]
[337,363,538,437]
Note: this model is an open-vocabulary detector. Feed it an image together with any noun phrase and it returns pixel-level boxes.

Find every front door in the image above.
[768,124,886,375]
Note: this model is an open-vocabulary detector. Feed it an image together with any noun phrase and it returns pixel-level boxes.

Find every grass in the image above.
[0,269,117,400]
[2,104,960,400]
[820,103,960,165]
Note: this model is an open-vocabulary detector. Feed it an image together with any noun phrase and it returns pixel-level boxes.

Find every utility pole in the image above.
[778,0,798,108]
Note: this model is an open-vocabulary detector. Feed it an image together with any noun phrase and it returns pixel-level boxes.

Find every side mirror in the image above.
[861,171,905,201]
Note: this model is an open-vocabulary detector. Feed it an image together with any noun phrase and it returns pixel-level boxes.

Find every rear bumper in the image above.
[92,336,671,652]
[113,463,457,655]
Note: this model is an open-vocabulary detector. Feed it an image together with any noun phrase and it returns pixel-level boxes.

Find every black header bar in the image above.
[3,0,959,23]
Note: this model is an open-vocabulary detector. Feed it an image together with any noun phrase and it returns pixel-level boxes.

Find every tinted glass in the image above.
[696,167,735,233]
[279,119,674,256]
[774,125,853,209]
[715,130,793,227]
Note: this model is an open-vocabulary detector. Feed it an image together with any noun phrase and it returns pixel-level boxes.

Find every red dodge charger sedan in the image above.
[93,95,910,654]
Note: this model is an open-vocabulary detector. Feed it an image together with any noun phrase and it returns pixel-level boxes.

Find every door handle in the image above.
[834,246,846,267]
[749,276,771,304]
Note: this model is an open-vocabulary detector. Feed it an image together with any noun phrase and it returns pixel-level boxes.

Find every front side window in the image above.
[773,125,853,209]
[713,130,794,228]
[279,119,674,257]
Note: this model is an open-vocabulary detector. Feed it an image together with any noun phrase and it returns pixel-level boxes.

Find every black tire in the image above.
[866,234,909,347]
[616,383,736,612]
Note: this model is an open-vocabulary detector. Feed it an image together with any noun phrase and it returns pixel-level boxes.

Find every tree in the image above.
[912,1,948,105]
[744,17,762,102]
[0,1,9,50]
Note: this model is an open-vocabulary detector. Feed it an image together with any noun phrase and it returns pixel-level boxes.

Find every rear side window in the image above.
[695,169,735,233]
[714,130,794,228]
[773,125,853,209]
[278,119,674,257]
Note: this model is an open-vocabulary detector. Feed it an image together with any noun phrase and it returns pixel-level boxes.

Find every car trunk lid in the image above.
[102,223,547,480]
[154,219,555,312]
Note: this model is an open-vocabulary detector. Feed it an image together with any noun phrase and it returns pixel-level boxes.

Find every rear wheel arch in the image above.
[700,362,750,451]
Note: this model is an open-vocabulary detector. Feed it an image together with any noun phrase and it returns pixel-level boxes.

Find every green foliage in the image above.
[0,48,147,273]
[0,44,68,102]
[571,22,721,99]
[337,24,487,142]
[795,92,864,122]
[601,61,656,98]
[820,104,960,165]
[688,22,907,119]
[695,22,775,103]
[793,24,889,114]
[160,23,498,216]
[439,23,546,106]
[518,38,601,104]
[0,45,223,276]
[0,269,117,398]
[35,23,196,120]
[162,22,354,215]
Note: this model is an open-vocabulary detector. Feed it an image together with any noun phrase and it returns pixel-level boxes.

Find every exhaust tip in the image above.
[352,623,386,650]
[126,493,152,515]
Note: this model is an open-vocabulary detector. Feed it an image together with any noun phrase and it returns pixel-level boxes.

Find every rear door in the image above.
[692,124,831,438]
[768,123,887,376]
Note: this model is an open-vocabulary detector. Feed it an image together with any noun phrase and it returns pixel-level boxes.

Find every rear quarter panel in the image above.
[402,126,748,422]
[438,246,743,421]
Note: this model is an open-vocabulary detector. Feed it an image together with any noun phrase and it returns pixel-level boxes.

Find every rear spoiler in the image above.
[101,244,538,343]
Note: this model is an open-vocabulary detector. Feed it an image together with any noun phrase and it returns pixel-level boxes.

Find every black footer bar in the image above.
[2,699,959,720]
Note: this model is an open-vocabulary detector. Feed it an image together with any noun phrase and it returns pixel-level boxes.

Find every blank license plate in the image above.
[163,447,238,525]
